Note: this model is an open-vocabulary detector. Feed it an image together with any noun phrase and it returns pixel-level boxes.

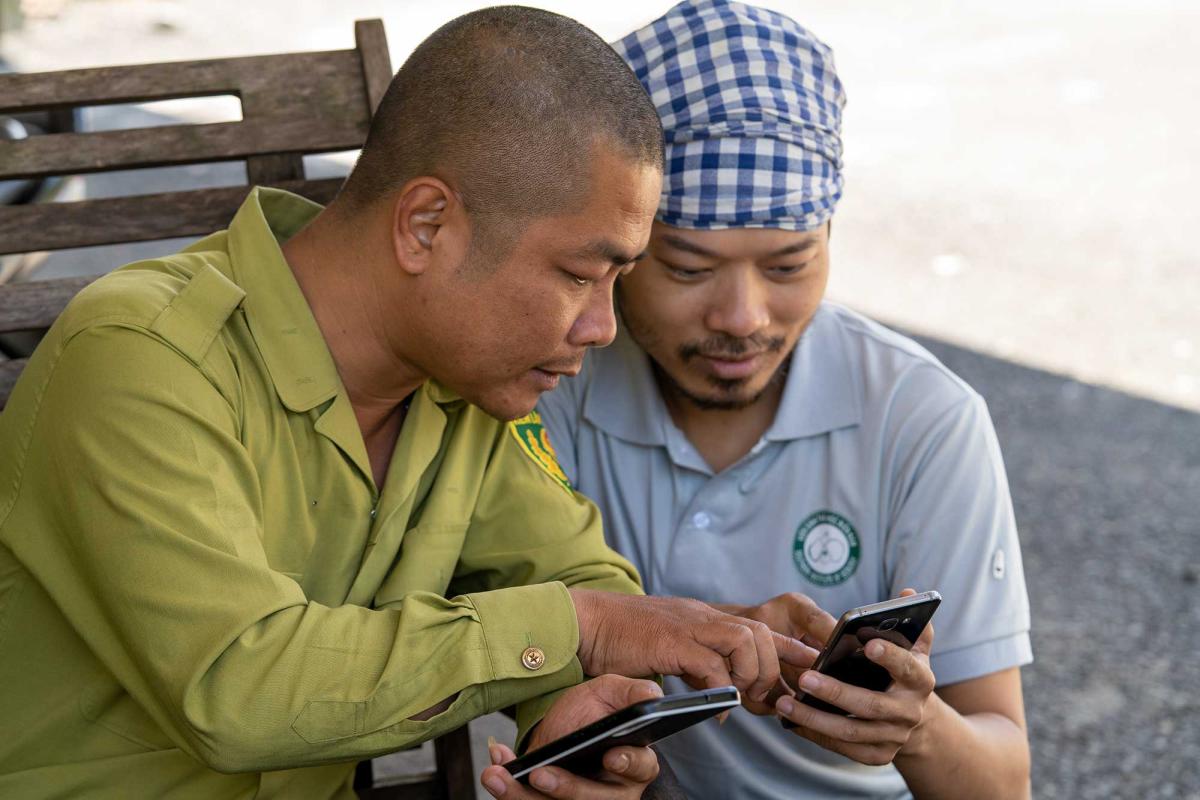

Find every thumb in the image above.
[594,675,663,709]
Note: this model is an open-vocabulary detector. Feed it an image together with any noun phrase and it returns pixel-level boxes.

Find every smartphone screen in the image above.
[797,591,941,716]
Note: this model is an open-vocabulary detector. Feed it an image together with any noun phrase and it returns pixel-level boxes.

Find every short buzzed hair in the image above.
[339,6,663,244]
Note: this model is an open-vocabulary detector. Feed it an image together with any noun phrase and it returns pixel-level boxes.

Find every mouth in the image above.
[528,368,562,391]
[699,352,765,381]
[535,362,583,379]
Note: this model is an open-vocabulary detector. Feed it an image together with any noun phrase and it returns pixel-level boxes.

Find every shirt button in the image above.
[521,646,546,671]
[370,508,378,519]
[692,512,711,529]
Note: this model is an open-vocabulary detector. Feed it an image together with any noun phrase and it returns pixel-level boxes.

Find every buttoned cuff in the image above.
[468,581,584,722]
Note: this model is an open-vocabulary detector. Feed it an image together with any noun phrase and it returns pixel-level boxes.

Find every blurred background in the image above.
[2,1,1197,797]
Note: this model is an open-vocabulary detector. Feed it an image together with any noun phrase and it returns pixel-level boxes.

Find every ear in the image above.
[390,178,459,276]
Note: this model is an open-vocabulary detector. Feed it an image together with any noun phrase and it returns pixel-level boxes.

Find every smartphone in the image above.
[787,591,941,719]
[504,686,740,783]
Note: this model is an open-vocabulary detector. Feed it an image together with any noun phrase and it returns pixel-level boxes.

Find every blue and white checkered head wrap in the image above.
[614,0,845,231]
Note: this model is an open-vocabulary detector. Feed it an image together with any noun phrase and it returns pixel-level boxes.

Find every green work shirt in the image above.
[0,188,642,799]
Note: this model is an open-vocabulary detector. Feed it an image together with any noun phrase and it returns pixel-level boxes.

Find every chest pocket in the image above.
[371,523,469,607]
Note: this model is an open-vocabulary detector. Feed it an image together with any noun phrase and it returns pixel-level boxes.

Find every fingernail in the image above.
[484,775,507,797]
[800,672,820,690]
[612,753,631,772]
[531,770,558,791]
[488,744,503,766]
[778,696,795,715]
[868,641,885,659]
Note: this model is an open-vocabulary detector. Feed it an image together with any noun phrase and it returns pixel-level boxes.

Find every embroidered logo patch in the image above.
[793,510,861,586]
[509,411,572,493]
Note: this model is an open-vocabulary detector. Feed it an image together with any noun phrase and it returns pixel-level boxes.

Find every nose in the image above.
[567,282,619,349]
[705,268,770,339]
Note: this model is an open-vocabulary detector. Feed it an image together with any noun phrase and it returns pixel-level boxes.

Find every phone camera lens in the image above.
[879,618,899,631]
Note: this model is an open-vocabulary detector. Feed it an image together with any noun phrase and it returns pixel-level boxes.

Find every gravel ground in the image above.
[918,333,1200,799]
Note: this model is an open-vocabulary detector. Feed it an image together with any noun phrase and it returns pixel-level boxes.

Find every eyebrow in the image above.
[571,240,647,269]
[659,233,820,259]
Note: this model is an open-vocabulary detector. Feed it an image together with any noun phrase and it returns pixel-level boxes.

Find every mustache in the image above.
[678,333,787,362]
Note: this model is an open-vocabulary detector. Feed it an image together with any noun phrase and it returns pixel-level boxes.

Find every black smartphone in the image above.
[504,686,740,783]
[787,591,941,720]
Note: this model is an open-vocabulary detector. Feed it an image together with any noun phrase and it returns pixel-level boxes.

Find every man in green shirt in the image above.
[0,8,809,800]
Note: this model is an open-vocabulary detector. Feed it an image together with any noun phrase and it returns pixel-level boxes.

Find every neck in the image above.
[658,369,786,473]
[281,203,426,437]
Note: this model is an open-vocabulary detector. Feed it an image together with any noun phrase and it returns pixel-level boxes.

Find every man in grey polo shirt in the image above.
[537,2,1032,797]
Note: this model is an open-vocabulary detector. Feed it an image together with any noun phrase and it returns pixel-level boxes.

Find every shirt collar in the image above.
[582,302,861,446]
[226,187,341,413]
[764,303,862,441]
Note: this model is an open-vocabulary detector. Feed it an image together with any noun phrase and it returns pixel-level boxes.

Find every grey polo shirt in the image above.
[537,302,1032,800]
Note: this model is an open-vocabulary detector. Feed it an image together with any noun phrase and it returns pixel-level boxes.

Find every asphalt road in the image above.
[916,333,1200,799]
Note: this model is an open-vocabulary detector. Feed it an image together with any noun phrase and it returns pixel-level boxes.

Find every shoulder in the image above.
[56,246,242,364]
[820,302,979,420]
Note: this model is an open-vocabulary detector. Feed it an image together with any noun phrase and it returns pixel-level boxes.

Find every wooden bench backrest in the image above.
[0,18,391,409]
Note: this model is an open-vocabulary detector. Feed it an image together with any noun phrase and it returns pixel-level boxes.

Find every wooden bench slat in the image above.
[355,19,393,115]
[0,49,371,181]
[0,118,366,182]
[0,49,361,113]
[0,178,343,256]
[0,277,98,333]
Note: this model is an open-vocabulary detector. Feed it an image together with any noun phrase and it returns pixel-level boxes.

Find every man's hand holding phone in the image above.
[774,589,940,766]
[481,675,663,799]
[715,592,838,714]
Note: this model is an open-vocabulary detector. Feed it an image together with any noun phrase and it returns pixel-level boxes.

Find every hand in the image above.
[480,675,662,799]
[570,589,818,708]
[774,589,938,766]
[717,593,837,713]
[721,592,838,651]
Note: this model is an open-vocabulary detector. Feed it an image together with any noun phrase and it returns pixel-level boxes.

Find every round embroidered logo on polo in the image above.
[793,510,860,586]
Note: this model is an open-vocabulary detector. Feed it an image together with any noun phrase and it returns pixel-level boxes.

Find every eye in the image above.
[767,263,811,278]
[663,262,711,280]
[561,268,593,287]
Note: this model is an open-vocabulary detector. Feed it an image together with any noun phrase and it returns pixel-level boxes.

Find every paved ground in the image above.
[3,1,1198,797]
[918,334,1200,799]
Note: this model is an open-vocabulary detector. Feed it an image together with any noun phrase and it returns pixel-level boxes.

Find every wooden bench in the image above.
[0,19,476,800]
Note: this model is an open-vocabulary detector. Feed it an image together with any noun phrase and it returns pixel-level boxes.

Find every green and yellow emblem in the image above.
[509,411,572,494]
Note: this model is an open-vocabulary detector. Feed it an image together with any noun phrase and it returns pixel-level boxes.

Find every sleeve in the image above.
[2,327,574,772]
[449,408,644,749]
[882,380,1033,688]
